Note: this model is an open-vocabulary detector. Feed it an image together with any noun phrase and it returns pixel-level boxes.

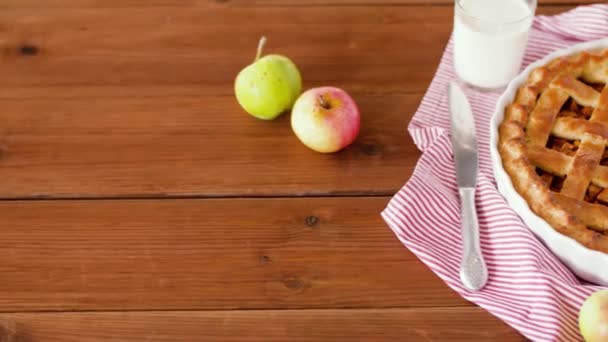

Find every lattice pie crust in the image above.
[499,49,608,253]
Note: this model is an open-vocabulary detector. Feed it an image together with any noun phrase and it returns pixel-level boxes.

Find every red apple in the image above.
[291,87,360,153]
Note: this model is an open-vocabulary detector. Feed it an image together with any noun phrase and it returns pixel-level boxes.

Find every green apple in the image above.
[579,289,608,342]
[234,37,302,120]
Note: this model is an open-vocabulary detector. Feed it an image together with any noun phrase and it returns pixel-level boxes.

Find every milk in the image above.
[453,0,535,89]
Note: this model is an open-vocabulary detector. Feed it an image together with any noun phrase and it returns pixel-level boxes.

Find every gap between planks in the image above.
[0,305,481,315]
[0,193,396,202]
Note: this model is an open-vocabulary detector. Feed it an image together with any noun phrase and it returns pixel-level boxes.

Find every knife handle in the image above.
[458,187,488,291]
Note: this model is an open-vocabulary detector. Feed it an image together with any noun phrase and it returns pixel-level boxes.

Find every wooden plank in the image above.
[0,6,451,95]
[0,308,525,341]
[0,0,594,8]
[0,94,419,198]
[0,197,466,311]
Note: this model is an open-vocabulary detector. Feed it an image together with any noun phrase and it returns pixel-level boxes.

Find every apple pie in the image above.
[499,48,608,253]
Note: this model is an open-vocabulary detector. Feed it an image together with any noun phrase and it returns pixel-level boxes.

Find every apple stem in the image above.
[318,95,331,110]
[255,36,267,62]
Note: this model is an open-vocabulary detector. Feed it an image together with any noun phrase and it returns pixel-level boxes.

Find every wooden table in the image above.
[0,0,595,340]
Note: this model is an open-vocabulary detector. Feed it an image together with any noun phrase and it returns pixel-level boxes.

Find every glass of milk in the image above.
[453,0,536,90]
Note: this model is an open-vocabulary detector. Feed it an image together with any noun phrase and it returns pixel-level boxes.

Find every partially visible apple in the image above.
[291,87,360,153]
[579,289,608,342]
[234,37,302,120]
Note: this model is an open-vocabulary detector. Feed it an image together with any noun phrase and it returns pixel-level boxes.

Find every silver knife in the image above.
[448,81,488,291]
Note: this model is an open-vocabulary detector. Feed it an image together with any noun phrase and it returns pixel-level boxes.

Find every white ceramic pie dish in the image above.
[490,37,608,286]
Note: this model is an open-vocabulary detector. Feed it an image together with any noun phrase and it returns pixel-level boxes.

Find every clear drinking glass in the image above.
[453,0,537,90]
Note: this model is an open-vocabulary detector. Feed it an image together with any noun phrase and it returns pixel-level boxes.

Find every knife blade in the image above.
[448,81,488,291]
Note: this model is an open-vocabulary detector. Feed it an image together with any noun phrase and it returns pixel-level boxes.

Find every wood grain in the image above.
[0,197,466,311]
[0,6,452,95]
[0,308,525,342]
[0,94,419,199]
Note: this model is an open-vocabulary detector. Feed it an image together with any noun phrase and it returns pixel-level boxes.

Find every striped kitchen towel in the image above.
[381,4,608,342]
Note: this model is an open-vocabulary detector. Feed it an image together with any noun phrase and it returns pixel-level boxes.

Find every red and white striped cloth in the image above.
[381,5,608,342]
